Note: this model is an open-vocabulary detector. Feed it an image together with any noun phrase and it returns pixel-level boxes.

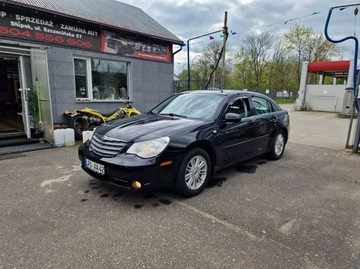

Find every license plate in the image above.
[84,158,105,175]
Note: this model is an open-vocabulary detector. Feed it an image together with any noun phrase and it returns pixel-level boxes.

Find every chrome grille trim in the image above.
[89,134,126,157]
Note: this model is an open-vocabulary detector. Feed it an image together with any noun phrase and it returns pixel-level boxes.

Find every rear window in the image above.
[251,96,273,114]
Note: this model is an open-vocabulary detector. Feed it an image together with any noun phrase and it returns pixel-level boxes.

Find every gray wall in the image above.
[46,47,175,124]
[303,84,346,113]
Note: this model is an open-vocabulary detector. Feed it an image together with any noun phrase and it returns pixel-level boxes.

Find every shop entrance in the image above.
[0,55,24,134]
[0,45,54,144]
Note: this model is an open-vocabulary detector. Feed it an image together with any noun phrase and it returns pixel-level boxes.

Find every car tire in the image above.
[267,130,285,160]
[174,148,211,197]
[70,115,89,139]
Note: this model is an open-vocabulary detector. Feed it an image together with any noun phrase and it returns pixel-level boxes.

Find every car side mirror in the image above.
[225,112,241,122]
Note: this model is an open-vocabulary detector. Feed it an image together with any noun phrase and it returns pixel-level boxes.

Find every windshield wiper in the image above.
[159,113,187,118]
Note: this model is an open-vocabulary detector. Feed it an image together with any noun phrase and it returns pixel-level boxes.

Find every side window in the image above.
[226,98,249,117]
[251,96,272,115]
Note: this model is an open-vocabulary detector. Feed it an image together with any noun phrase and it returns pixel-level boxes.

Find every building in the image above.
[295,59,360,153]
[0,0,183,145]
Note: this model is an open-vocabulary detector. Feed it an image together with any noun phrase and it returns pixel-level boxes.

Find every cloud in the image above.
[118,0,360,64]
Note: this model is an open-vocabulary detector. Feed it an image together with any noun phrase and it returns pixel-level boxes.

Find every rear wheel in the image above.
[267,130,285,160]
[174,148,211,197]
[70,115,89,139]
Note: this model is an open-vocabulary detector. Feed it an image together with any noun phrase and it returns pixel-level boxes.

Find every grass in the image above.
[274,97,296,104]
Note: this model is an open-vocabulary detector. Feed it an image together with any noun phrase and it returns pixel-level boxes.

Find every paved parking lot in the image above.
[282,104,355,150]
[0,108,359,268]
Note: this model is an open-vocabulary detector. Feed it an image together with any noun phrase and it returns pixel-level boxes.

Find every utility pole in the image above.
[220,11,228,89]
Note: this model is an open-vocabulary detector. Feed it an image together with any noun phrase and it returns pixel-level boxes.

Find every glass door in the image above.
[18,56,31,138]
[30,49,54,143]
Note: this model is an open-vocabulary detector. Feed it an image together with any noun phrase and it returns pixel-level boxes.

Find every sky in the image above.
[117,0,360,73]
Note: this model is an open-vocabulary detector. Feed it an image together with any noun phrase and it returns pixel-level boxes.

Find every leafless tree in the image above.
[243,31,274,91]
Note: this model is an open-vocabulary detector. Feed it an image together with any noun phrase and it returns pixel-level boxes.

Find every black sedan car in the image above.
[79,90,290,197]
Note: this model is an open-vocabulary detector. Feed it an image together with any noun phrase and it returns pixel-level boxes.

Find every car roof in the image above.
[179,89,266,98]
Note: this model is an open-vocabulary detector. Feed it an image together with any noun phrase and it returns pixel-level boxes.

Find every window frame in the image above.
[73,56,129,102]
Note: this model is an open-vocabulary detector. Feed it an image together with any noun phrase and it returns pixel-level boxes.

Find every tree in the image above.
[203,41,223,86]
[283,23,313,82]
[267,40,298,92]
[232,47,255,89]
[176,23,341,94]
[188,41,231,90]
[241,31,274,91]
[283,23,340,82]
[304,34,340,62]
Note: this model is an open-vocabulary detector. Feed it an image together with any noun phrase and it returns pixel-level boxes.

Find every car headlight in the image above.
[127,137,170,158]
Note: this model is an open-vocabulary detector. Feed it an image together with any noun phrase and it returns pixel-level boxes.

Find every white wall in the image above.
[304,85,346,113]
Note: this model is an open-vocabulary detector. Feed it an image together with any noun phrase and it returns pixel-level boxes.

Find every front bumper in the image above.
[78,143,181,192]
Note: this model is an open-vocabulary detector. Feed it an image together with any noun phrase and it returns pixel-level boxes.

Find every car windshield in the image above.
[150,93,226,120]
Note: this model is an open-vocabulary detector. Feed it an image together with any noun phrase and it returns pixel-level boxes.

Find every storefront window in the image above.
[74,58,88,99]
[74,57,128,101]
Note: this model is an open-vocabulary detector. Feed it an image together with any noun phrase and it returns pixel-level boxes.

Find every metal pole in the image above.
[187,39,191,91]
[324,3,360,152]
[221,11,228,89]
[353,82,360,153]
[186,30,223,91]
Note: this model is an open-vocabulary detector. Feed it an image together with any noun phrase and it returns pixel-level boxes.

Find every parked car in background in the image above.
[78,90,290,197]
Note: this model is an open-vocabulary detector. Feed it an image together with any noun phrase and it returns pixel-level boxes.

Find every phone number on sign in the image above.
[0,26,92,48]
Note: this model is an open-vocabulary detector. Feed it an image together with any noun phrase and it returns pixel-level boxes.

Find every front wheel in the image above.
[174,148,211,197]
[267,130,286,160]
[70,115,89,139]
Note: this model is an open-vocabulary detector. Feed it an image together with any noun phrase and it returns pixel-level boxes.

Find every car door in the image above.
[250,95,279,154]
[214,97,258,167]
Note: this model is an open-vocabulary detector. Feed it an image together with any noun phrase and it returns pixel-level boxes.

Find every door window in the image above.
[226,98,250,118]
[251,96,273,114]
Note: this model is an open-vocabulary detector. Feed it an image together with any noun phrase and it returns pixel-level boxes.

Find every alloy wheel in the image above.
[184,155,208,190]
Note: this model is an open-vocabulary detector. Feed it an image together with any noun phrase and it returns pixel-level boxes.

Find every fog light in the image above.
[132,181,142,189]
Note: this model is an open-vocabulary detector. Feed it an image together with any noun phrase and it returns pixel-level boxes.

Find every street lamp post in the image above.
[186,30,222,91]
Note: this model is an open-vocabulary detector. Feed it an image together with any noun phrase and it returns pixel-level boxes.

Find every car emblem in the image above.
[101,135,108,141]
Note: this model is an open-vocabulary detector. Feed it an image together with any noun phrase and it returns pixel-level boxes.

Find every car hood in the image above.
[95,114,207,142]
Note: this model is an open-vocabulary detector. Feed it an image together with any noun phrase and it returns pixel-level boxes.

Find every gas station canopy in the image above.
[307,60,350,78]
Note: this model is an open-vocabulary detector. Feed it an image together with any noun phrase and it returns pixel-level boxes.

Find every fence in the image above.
[174,80,297,100]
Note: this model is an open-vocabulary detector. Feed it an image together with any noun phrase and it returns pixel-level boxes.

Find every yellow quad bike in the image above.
[64,99,140,139]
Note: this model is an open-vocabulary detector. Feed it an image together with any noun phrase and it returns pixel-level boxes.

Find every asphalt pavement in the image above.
[281,104,356,150]
[0,107,359,268]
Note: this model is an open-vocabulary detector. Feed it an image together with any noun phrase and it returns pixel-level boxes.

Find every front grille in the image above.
[89,134,126,157]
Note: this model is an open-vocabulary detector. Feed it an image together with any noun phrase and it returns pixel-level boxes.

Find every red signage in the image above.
[0,8,101,50]
[0,5,172,62]
[103,31,172,62]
